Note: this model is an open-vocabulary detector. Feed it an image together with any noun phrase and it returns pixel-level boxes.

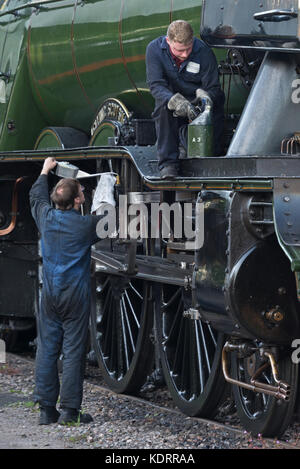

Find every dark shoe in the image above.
[58,408,93,425]
[160,165,178,180]
[39,406,60,425]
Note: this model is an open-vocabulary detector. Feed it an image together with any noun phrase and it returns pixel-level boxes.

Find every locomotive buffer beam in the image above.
[92,248,192,287]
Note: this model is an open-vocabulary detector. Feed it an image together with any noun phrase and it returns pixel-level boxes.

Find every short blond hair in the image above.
[167,20,194,45]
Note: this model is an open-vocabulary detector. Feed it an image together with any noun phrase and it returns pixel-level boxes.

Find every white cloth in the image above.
[91,173,116,215]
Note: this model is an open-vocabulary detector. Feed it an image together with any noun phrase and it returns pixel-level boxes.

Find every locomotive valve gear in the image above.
[167,93,198,121]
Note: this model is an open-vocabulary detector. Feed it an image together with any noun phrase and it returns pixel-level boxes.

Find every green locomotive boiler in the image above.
[1,0,300,438]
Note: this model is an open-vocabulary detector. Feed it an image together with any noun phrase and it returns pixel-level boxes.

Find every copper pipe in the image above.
[0,177,24,236]
[222,342,290,401]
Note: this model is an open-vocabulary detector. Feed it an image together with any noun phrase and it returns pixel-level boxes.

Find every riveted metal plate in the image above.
[273,178,300,246]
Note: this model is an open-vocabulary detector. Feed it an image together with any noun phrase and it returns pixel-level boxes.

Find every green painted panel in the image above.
[0,0,248,151]
[1,52,48,150]
[0,0,48,150]
[27,0,84,124]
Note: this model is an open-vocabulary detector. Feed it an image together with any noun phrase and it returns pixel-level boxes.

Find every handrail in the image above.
[254,8,298,22]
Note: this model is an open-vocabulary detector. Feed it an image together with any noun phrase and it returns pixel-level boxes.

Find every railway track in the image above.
[1,352,299,450]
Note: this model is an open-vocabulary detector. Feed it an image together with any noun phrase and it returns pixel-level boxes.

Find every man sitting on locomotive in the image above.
[146,20,225,179]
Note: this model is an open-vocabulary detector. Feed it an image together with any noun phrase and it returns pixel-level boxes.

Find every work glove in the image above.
[167,93,198,121]
[194,88,213,108]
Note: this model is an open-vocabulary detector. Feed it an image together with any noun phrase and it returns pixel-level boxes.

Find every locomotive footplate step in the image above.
[123,146,159,179]
[124,146,300,181]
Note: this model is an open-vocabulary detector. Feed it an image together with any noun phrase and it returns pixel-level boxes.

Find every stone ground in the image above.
[0,353,299,452]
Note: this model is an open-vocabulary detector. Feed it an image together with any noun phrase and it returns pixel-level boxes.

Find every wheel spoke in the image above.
[97,276,109,293]
[120,297,130,371]
[121,295,136,354]
[103,290,113,358]
[207,323,217,348]
[178,319,189,395]
[163,296,182,346]
[124,289,140,329]
[198,320,212,374]
[101,284,112,320]
[171,315,184,378]
[129,281,143,301]
[194,320,204,393]
[161,288,181,312]
[107,300,116,375]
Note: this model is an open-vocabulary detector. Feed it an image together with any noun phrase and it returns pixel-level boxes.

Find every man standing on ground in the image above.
[30,157,102,425]
[146,20,225,179]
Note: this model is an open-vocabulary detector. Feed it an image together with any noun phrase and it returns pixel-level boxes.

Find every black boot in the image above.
[58,408,93,425]
[39,406,60,425]
[159,165,178,180]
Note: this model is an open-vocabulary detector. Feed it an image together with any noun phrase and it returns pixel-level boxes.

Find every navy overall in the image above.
[30,175,101,410]
[146,36,225,169]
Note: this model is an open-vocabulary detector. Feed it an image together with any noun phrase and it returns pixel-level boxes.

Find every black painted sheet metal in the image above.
[125,146,300,180]
[3,144,300,181]
[273,178,300,246]
[273,177,300,300]
[273,178,300,291]
[179,156,300,180]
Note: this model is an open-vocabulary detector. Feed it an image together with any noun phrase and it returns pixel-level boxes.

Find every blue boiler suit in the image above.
[30,174,101,410]
[146,36,225,169]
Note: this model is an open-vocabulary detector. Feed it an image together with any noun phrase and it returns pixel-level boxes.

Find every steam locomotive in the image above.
[1,0,300,437]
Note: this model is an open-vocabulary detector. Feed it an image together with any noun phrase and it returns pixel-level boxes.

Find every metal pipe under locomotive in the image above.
[2,0,300,437]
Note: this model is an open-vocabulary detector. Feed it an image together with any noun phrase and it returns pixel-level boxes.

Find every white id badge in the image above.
[186,61,200,73]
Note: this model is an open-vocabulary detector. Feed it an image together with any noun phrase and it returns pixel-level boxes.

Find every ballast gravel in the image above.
[0,353,299,450]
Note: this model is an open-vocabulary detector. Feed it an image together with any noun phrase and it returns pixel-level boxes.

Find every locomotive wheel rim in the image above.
[90,272,154,394]
[156,284,227,417]
[232,348,298,437]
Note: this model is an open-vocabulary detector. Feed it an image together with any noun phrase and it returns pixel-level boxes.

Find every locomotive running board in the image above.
[222,341,291,401]
[2,145,300,184]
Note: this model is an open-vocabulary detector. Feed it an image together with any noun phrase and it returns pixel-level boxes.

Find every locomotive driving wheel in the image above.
[89,154,154,394]
[155,284,227,417]
[90,272,154,394]
[231,345,298,437]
